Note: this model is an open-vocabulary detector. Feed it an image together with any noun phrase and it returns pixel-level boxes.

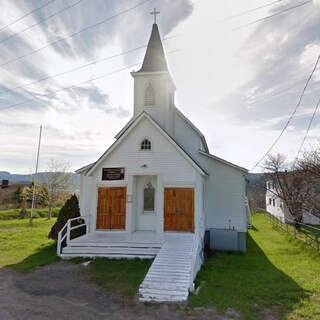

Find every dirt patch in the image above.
[0,262,244,320]
[259,305,283,320]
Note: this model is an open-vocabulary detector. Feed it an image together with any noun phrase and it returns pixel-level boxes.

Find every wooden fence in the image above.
[265,212,320,252]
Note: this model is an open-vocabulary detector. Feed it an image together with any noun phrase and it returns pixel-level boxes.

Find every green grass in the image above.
[0,207,60,220]
[85,258,153,299]
[189,214,320,320]
[0,218,58,272]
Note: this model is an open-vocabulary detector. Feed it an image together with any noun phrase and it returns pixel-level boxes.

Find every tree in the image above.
[296,148,320,218]
[11,186,23,206]
[264,153,315,222]
[48,194,85,241]
[44,159,73,219]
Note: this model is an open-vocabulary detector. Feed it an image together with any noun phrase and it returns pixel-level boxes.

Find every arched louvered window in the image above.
[141,138,151,150]
[145,83,155,106]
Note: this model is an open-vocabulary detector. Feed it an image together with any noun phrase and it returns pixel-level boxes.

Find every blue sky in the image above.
[0,0,319,173]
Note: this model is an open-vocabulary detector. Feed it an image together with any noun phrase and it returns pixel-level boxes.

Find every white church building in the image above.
[59,20,250,302]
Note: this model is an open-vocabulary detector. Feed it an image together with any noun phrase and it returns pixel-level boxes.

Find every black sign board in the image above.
[102,168,125,180]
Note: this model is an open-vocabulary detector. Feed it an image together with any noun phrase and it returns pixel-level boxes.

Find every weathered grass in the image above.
[0,207,60,220]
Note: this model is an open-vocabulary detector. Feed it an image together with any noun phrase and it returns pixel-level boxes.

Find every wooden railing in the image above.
[57,216,87,257]
[265,212,320,252]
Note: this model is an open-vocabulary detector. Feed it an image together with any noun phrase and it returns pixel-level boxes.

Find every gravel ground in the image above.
[0,262,242,320]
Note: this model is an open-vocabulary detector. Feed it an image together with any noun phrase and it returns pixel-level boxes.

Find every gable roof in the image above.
[82,112,208,176]
[137,23,168,73]
[199,150,248,173]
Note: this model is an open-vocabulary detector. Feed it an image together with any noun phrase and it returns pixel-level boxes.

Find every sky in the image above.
[0,0,320,174]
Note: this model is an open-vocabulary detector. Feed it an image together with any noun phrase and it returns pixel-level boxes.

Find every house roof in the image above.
[81,112,208,176]
[199,150,248,173]
[174,106,209,153]
[137,23,168,73]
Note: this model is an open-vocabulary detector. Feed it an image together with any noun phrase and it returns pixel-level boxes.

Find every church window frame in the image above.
[140,138,152,151]
[143,181,155,213]
[145,83,155,106]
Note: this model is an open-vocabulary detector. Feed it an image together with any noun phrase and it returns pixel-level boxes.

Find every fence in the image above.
[265,212,320,252]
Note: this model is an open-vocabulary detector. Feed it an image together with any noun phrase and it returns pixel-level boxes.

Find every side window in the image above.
[144,181,155,212]
[145,83,155,106]
[273,199,275,206]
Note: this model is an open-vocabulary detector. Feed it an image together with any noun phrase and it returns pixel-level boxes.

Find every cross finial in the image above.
[150,8,160,24]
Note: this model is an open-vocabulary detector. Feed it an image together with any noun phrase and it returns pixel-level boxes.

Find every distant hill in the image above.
[246,173,266,192]
[0,171,80,187]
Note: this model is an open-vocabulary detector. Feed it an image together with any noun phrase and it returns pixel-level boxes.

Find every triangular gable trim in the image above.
[87,112,207,176]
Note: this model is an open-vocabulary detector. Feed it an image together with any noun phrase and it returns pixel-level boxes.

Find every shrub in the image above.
[48,195,85,241]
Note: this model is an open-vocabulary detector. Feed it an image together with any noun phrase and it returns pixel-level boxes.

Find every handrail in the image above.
[189,234,198,292]
[57,216,87,257]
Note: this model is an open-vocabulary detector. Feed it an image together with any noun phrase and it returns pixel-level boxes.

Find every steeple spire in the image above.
[137,21,168,73]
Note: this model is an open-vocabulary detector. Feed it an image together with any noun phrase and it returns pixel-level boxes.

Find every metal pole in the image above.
[30,125,42,225]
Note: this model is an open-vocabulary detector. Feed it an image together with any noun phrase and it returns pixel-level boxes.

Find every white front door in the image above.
[135,176,157,231]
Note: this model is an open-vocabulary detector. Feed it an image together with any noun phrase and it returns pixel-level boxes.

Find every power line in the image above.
[0,45,147,95]
[0,49,179,112]
[296,95,320,158]
[0,0,56,33]
[0,35,177,96]
[234,0,312,30]
[0,0,152,69]
[250,54,320,172]
[223,0,285,21]
[0,0,85,45]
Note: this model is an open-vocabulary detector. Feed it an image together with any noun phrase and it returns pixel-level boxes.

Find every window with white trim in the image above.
[144,181,155,212]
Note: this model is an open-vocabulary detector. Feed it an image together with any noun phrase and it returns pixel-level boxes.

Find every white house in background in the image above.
[266,181,320,225]
[59,21,249,302]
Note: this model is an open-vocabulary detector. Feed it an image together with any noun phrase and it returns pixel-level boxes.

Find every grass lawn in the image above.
[189,213,320,320]
[0,218,58,272]
[83,258,153,299]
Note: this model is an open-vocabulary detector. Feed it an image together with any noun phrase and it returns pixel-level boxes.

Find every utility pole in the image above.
[30,125,42,226]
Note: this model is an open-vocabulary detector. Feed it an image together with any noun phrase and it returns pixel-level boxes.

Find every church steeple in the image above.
[131,15,175,135]
[138,22,168,73]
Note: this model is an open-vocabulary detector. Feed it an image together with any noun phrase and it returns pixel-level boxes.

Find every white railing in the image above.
[245,197,252,228]
[189,234,199,292]
[57,216,87,257]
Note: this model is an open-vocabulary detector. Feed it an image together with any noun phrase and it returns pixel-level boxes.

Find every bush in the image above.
[48,195,85,241]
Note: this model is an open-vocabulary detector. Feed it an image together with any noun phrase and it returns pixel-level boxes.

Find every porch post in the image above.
[126,174,134,233]
[157,174,164,234]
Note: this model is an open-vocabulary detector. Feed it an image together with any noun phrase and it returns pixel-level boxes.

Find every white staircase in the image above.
[139,234,195,302]
[61,241,161,259]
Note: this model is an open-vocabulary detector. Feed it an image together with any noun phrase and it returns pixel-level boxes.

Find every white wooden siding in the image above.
[199,154,247,232]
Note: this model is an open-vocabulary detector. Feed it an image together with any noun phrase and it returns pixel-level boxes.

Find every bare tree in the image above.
[295,148,320,218]
[44,159,73,219]
[263,154,312,222]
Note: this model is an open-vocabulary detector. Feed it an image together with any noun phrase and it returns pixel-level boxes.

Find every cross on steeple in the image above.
[150,8,160,24]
